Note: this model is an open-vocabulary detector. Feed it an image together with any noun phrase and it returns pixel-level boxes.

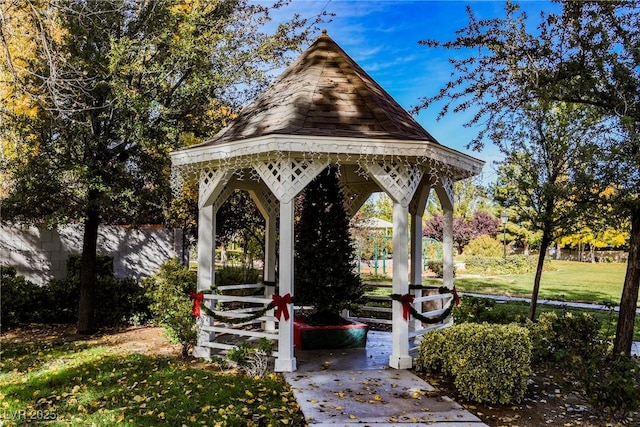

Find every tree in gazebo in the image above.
[295,167,364,325]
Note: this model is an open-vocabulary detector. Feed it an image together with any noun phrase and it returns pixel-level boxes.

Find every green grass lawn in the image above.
[363,260,630,305]
[0,339,305,427]
[449,260,630,306]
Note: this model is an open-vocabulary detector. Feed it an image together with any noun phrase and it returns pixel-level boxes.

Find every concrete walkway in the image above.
[284,331,488,426]
[284,294,639,425]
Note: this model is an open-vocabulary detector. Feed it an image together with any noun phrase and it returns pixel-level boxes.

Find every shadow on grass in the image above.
[451,278,619,305]
[1,342,304,427]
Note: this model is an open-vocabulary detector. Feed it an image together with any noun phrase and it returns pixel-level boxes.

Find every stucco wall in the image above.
[0,224,182,285]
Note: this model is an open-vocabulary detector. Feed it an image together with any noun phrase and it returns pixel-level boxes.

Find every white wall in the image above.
[0,224,181,285]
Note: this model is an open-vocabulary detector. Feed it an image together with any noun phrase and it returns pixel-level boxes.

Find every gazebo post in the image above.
[389,201,412,369]
[409,183,430,333]
[248,185,279,332]
[275,199,296,372]
[193,203,215,359]
[263,213,277,331]
[436,178,455,289]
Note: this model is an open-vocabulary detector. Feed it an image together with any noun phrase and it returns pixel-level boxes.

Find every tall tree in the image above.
[416,0,639,354]
[492,102,602,319]
[0,0,321,333]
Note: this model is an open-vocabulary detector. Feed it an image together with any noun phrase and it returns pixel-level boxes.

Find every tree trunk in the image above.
[529,231,552,321]
[77,197,100,334]
[613,208,640,355]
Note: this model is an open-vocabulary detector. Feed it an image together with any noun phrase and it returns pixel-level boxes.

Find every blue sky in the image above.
[270,0,560,184]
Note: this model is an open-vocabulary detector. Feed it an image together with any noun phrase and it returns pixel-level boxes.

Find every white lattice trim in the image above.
[434,175,454,211]
[253,157,329,202]
[341,181,377,218]
[199,167,235,208]
[409,174,437,216]
[213,184,237,213]
[363,161,424,207]
[172,148,480,200]
[249,181,280,220]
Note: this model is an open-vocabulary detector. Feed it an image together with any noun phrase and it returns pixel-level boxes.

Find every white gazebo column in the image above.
[409,183,431,332]
[436,177,455,289]
[390,201,412,369]
[409,213,423,334]
[263,213,277,331]
[193,203,215,359]
[362,161,424,369]
[253,157,328,372]
[409,214,423,286]
[248,184,279,332]
[274,199,296,372]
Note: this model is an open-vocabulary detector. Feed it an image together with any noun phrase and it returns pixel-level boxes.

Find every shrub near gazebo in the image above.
[294,166,367,349]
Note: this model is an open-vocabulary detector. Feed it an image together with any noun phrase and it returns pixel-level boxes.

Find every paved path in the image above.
[285,331,488,426]
[462,292,640,314]
[284,294,639,425]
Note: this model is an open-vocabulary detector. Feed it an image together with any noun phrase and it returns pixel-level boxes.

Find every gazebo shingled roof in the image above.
[170,31,484,373]
[196,31,438,145]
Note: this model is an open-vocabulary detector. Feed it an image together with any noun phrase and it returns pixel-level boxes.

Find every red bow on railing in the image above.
[453,286,460,307]
[272,293,292,321]
[399,294,414,321]
[189,291,204,317]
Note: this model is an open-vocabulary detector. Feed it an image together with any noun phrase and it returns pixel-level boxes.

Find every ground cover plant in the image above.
[0,326,305,427]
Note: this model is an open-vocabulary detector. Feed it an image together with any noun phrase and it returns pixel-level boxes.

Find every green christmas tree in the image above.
[294,166,364,325]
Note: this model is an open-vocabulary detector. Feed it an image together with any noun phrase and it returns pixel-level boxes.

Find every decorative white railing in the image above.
[347,285,455,353]
[201,283,280,356]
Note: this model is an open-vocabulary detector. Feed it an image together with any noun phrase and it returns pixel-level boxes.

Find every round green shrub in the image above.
[415,322,532,404]
[144,258,197,357]
[528,311,602,366]
[528,311,639,421]
[464,235,503,257]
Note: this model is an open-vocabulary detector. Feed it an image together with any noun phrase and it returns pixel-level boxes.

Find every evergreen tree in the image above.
[295,167,364,325]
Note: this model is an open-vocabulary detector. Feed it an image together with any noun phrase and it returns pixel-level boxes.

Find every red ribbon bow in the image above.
[189,291,204,317]
[272,293,292,321]
[399,294,414,321]
[453,286,460,307]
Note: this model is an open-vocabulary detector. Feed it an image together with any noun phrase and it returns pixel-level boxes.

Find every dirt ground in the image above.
[2,324,638,426]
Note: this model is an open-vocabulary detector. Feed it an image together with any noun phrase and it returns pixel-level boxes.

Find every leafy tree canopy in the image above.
[0,0,323,333]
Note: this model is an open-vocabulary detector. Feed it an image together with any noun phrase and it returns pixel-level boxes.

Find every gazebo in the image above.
[170,31,483,372]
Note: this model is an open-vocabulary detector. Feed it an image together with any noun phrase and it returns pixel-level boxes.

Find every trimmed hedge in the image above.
[0,266,47,328]
[415,322,532,404]
[464,255,537,275]
[453,295,526,325]
[425,261,456,278]
[0,256,152,329]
